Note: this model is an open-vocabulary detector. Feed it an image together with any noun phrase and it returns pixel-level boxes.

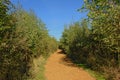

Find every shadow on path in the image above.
[45,49,96,80]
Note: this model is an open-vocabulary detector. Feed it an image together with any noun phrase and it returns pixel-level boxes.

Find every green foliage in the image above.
[60,0,120,80]
[60,19,90,63]
[83,0,120,67]
[0,1,58,80]
[0,0,13,40]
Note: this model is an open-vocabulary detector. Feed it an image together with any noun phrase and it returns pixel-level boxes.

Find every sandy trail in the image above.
[45,50,96,80]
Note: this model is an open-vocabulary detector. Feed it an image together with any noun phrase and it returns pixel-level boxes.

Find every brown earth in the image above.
[45,50,96,80]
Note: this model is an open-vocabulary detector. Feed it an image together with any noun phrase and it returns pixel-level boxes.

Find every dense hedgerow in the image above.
[60,0,120,80]
[0,0,58,80]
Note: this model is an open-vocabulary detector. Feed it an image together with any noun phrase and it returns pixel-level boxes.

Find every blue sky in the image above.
[10,0,87,40]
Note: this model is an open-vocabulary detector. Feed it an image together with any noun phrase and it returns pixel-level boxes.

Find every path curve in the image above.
[45,50,96,80]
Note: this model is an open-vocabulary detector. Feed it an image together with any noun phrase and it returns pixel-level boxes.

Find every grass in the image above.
[29,56,47,80]
[86,69,105,80]
[77,64,105,80]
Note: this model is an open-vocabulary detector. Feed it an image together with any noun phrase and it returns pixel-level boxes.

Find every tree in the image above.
[0,1,58,79]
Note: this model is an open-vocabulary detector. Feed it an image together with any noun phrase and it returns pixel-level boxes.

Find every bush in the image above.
[0,1,58,79]
[103,67,120,80]
[60,0,120,78]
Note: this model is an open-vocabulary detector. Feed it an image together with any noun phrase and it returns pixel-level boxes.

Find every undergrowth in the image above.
[28,56,47,80]
[77,64,105,80]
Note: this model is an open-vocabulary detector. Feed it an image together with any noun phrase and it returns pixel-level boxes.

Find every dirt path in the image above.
[45,50,96,80]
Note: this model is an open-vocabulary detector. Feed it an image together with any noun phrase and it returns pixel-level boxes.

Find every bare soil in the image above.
[45,50,96,80]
